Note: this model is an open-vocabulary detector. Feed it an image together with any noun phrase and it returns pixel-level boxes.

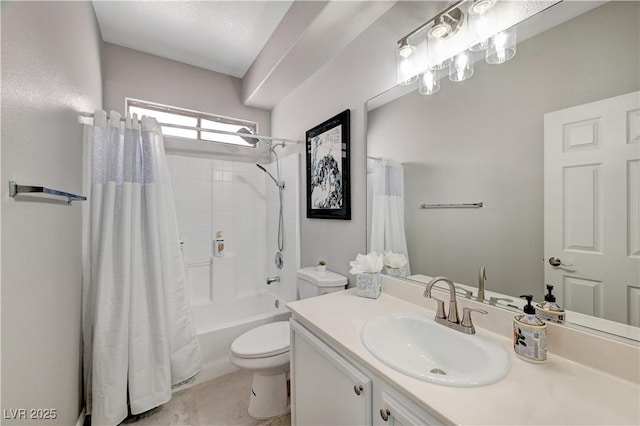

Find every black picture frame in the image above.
[305,109,351,220]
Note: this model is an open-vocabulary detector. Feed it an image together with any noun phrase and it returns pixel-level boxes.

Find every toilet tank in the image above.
[296,267,347,299]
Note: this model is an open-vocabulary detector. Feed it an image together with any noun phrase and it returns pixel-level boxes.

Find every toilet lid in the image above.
[231,321,290,359]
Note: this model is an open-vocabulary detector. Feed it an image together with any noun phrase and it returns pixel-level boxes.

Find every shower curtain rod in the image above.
[78,112,303,145]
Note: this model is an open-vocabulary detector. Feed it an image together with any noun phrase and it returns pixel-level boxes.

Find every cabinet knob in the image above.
[353,384,363,395]
[380,408,391,422]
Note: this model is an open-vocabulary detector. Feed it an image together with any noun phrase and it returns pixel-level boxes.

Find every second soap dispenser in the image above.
[513,295,547,363]
[536,284,565,321]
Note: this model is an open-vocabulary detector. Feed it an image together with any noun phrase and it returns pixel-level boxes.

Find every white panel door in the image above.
[544,91,640,325]
[291,320,372,426]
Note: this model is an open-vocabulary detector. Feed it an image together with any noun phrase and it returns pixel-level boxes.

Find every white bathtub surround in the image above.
[287,276,640,425]
[166,151,301,384]
[84,111,202,425]
[264,153,301,303]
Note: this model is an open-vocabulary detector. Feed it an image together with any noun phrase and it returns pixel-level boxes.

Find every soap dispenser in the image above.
[214,231,225,257]
[535,284,565,321]
[513,295,547,363]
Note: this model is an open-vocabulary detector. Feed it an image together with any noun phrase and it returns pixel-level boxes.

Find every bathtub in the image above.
[182,291,291,389]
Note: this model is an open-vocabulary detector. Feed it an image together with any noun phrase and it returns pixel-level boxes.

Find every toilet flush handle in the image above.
[266,276,280,285]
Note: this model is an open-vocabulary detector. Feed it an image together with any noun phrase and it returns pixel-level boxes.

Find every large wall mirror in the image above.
[366,1,640,341]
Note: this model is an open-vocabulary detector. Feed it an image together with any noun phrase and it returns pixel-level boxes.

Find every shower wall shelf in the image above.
[420,202,483,209]
[8,180,87,204]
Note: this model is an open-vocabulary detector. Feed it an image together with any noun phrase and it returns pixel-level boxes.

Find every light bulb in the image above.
[449,50,474,82]
[469,0,495,16]
[494,32,508,62]
[487,27,516,64]
[430,21,452,39]
[419,70,440,95]
[399,44,415,58]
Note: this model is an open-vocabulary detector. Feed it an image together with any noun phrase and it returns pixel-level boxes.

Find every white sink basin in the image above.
[361,312,510,387]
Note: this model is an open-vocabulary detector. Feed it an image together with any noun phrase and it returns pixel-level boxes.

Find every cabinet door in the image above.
[375,388,444,426]
[291,320,372,426]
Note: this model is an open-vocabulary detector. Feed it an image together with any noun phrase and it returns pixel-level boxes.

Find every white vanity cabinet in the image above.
[291,320,372,425]
[291,319,445,426]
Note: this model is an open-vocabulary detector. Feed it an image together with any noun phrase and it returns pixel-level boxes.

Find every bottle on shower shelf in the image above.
[214,231,225,257]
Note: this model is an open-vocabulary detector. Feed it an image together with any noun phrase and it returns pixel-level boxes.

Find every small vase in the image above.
[383,265,406,278]
[356,272,382,299]
[317,264,326,272]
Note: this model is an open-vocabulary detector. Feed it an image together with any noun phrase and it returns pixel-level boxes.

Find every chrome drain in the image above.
[430,368,447,375]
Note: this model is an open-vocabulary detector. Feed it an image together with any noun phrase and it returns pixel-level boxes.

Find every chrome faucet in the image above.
[477,266,487,300]
[424,276,487,334]
[266,276,280,285]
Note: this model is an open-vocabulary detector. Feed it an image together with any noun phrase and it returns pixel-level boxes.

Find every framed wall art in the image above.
[305,109,351,220]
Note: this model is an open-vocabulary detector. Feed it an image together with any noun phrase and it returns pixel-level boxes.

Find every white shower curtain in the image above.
[370,159,411,274]
[83,110,201,425]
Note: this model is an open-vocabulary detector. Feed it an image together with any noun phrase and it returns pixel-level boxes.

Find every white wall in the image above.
[367,1,640,299]
[271,1,412,283]
[102,42,271,136]
[1,2,103,424]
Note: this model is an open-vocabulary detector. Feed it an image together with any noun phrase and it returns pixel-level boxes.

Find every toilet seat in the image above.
[231,321,290,359]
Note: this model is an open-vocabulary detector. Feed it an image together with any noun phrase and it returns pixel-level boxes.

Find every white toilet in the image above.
[229,267,347,419]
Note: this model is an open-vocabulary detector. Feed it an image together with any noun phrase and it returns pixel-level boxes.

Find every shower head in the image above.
[256,164,284,189]
[238,127,261,146]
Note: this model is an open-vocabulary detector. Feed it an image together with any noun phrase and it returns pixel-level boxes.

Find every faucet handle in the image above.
[455,286,473,297]
[489,296,513,306]
[427,296,447,319]
[461,308,488,333]
[423,288,447,319]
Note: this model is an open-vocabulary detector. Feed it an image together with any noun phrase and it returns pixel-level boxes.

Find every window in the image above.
[126,98,258,147]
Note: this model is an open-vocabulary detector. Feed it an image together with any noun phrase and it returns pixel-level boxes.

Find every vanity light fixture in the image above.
[395,0,536,95]
[396,37,419,85]
[429,8,464,40]
[468,0,496,51]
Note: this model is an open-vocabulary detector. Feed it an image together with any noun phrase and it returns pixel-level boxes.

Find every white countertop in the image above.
[288,288,640,425]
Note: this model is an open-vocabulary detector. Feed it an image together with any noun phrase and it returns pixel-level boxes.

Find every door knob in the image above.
[548,257,562,266]
[380,408,391,421]
[353,384,363,396]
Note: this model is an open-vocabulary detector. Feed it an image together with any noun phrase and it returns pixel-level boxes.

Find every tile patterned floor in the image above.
[121,370,291,426]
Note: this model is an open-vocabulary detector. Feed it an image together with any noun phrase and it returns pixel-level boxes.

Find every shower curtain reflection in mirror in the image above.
[370,159,411,276]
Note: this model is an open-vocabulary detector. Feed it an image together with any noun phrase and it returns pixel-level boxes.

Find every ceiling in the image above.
[92,1,397,109]
[92,1,294,78]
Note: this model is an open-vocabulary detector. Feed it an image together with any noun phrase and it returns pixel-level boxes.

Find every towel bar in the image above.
[9,180,86,204]
[420,202,483,209]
